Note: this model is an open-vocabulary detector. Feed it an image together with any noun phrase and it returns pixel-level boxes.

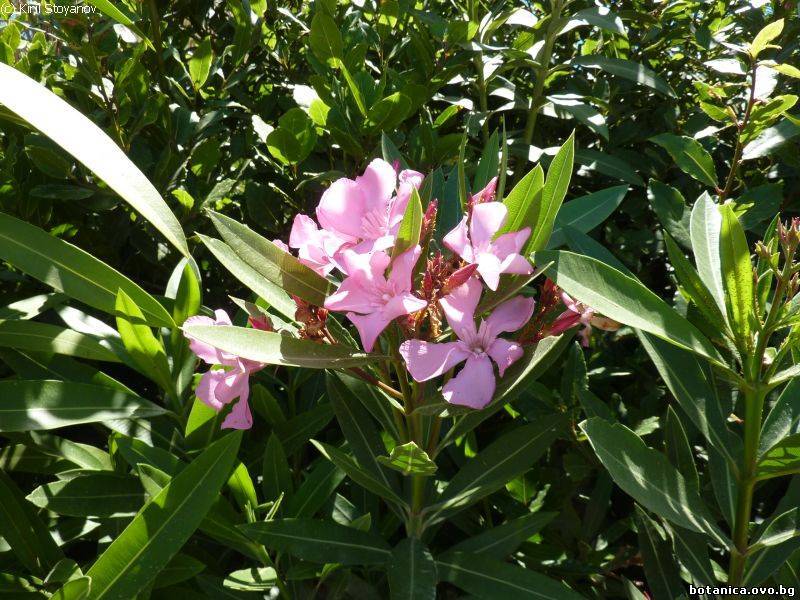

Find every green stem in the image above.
[521,1,564,151]
[719,62,758,202]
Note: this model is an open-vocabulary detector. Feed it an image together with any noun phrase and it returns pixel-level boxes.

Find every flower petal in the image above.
[388,245,421,289]
[384,292,427,321]
[476,252,503,290]
[487,338,524,377]
[469,202,507,248]
[499,253,534,275]
[484,295,535,336]
[324,276,374,314]
[222,384,253,430]
[317,178,367,238]
[358,158,397,212]
[491,228,530,258]
[442,354,496,409]
[392,169,425,222]
[347,311,392,352]
[399,340,469,382]
[443,216,473,262]
[184,316,222,364]
[440,277,481,340]
[196,368,243,411]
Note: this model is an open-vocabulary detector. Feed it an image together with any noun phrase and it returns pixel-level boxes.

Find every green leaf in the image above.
[311,440,407,508]
[392,187,423,259]
[84,0,152,48]
[667,524,716,587]
[368,92,411,132]
[690,193,726,313]
[153,554,205,589]
[50,576,91,600]
[0,320,119,362]
[338,62,368,117]
[223,567,277,592]
[757,433,800,480]
[115,290,172,390]
[719,203,754,348]
[750,18,784,58]
[388,538,437,600]
[208,210,333,306]
[499,164,544,236]
[448,511,556,557]
[647,181,691,248]
[751,507,800,551]
[266,108,317,165]
[226,462,258,512]
[473,130,499,191]
[572,55,676,97]
[0,380,166,432]
[285,459,344,518]
[85,432,242,599]
[198,235,295,321]
[437,552,584,600]
[239,518,391,565]
[650,134,717,187]
[773,64,800,79]
[580,418,728,545]
[182,324,383,368]
[0,63,188,257]
[663,233,729,337]
[274,403,335,455]
[575,148,644,186]
[532,250,721,363]
[188,37,213,89]
[0,469,62,576]
[528,132,574,252]
[664,406,699,490]
[637,334,737,468]
[427,416,563,524]
[26,473,144,517]
[635,506,686,600]
[0,212,174,328]
[262,433,292,502]
[309,11,344,67]
[548,185,627,248]
[562,6,626,36]
[172,261,201,327]
[327,373,399,486]
[742,117,800,160]
[760,379,800,459]
[377,442,437,477]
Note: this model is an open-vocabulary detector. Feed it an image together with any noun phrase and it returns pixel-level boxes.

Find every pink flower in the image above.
[399,278,534,409]
[550,292,620,346]
[183,309,264,430]
[316,158,423,254]
[443,201,533,291]
[324,246,427,351]
[286,214,349,276]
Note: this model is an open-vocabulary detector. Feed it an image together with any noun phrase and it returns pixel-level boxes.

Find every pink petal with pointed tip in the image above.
[388,246,421,288]
[347,311,392,352]
[492,228,530,257]
[358,158,397,211]
[443,216,473,262]
[485,295,536,336]
[324,277,374,314]
[470,202,507,248]
[442,354,496,409]
[440,277,482,340]
[399,340,469,382]
[499,253,533,275]
[196,369,242,411]
[487,338,524,377]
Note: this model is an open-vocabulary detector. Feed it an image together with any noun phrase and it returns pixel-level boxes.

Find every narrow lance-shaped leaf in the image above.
[392,187,423,258]
[239,518,392,566]
[85,432,242,599]
[581,418,729,546]
[388,538,437,600]
[0,380,166,433]
[635,506,686,600]
[0,212,174,328]
[719,204,754,350]
[0,63,188,257]
[572,55,676,97]
[548,185,627,248]
[527,131,574,252]
[182,324,384,368]
[532,250,722,364]
[115,290,173,391]
[650,134,717,187]
[690,193,726,313]
[0,319,120,363]
[208,210,333,306]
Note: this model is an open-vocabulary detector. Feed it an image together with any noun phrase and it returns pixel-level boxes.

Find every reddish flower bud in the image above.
[443,263,479,293]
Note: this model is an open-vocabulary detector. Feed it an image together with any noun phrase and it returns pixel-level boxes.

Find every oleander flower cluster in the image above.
[184,159,617,429]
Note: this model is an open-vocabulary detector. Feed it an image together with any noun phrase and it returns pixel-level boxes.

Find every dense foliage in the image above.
[1,0,800,598]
